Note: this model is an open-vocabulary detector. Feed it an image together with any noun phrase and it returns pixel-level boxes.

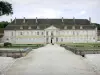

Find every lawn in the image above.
[62,43,100,51]
[0,44,44,48]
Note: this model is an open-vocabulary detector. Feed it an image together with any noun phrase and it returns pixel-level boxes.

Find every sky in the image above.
[0,0,100,23]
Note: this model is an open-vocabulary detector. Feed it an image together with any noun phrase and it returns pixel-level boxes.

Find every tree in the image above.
[0,1,13,16]
[96,24,100,30]
[0,21,9,28]
[92,23,100,30]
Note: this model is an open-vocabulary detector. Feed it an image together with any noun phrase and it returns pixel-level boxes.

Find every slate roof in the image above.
[9,18,90,25]
[98,30,100,36]
[5,18,96,30]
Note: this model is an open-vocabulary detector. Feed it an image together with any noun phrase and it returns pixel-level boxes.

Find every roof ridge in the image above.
[14,18,88,20]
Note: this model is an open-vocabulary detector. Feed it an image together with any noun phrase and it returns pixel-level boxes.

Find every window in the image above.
[42,32,44,35]
[51,32,53,36]
[93,37,95,40]
[46,31,48,35]
[20,32,23,35]
[12,32,13,36]
[37,32,39,35]
[61,38,63,42]
[56,38,58,42]
[6,38,9,40]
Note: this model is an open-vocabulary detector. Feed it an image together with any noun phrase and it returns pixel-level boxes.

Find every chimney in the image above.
[23,17,25,23]
[62,17,64,23]
[89,17,91,24]
[36,17,38,24]
[15,17,16,24]
[10,19,12,23]
[73,17,75,24]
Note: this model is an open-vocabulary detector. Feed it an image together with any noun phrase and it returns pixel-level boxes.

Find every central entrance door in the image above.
[46,31,55,44]
[51,37,53,44]
[46,37,54,44]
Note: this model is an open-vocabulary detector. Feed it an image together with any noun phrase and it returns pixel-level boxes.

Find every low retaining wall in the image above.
[0,47,32,58]
[61,45,100,56]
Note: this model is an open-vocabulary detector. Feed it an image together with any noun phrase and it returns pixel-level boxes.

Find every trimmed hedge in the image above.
[4,42,12,47]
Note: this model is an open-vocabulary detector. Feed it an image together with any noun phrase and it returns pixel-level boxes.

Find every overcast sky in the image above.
[0,0,100,23]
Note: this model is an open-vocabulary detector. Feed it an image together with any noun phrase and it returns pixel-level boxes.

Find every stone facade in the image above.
[2,18,98,44]
[3,25,97,44]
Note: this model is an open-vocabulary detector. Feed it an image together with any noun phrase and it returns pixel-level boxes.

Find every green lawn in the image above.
[66,43,100,47]
[62,43,100,51]
[0,44,44,48]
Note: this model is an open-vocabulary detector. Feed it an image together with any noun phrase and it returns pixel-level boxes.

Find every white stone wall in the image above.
[3,26,97,44]
[3,30,45,44]
[58,29,97,43]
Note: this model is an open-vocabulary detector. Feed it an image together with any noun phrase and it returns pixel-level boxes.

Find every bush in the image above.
[27,44,32,45]
[75,45,84,47]
[4,42,12,47]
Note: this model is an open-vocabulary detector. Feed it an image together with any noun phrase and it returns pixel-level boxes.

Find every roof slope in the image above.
[5,18,96,30]
[10,18,90,25]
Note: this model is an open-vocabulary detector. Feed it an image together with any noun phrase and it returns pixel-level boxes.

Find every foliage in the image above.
[92,23,100,30]
[4,42,12,47]
[0,21,9,28]
[96,24,100,30]
[0,1,13,16]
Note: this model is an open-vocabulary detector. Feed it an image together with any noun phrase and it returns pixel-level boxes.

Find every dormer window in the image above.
[37,26,40,29]
[20,26,23,29]
[80,26,83,29]
[64,26,67,29]
[28,26,31,29]
[72,26,75,29]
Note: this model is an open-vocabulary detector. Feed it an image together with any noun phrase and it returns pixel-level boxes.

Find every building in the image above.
[0,28,4,43]
[2,17,97,44]
[97,30,100,41]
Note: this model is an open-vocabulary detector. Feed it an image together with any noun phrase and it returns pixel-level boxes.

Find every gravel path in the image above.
[0,57,15,75]
[3,44,97,75]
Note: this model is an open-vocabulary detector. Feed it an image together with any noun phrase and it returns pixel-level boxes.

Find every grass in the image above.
[62,43,100,51]
[0,44,44,48]
[66,43,100,47]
